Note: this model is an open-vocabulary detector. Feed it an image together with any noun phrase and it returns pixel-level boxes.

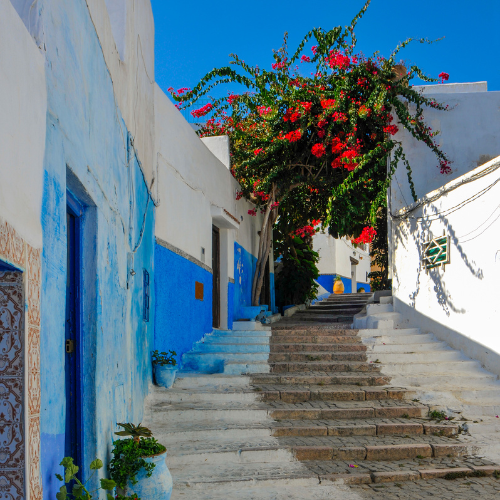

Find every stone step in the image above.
[152,388,261,404]
[269,352,367,362]
[270,361,381,373]
[379,359,483,375]
[251,372,391,386]
[358,328,421,337]
[173,373,252,390]
[165,437,468,465]
[271,336,362,344]
[193,342,270,353]
[203,335,271,344]
[366,350,464,363]
[270,343,367,352]
[291,314,355,323]
[272,419,459,438]
[366,341,449,353]
[183,351,269,372]
[390,373,499,388]
[257,386,408,403]
[272,329,358,336]
[305,457,499,485]
[363,334,442,344]
[268,402,428,420]
[224,361,270,375]
[212,329,272,336]
[299,307,364,314]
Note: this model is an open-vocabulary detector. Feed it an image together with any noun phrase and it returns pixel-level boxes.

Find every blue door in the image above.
[65,193,82,463]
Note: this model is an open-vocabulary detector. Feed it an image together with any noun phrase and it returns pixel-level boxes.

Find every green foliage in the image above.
[276,236,319,306]
[108,437,166,491]
[54,456,116,500]
[429,410,447,421]
[115,423,153,442]
[171,0,450,246]
[368,205,391,291]
[334,274,342,282]
[151,350,177,367]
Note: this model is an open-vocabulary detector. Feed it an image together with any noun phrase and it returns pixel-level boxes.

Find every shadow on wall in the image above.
[392,204,483,317]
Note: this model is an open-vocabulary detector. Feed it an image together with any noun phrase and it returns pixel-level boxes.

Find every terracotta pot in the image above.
[333,280,344,295]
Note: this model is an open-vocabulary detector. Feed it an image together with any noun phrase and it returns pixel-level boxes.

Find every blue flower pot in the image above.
[125,450,173,499]
[154,365,177,388]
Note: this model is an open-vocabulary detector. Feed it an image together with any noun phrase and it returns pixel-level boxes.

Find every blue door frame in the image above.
[65,190,83,464]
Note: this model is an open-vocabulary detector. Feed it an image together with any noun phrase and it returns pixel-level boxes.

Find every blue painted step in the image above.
[191,343,270,353]
[182,351,270,372]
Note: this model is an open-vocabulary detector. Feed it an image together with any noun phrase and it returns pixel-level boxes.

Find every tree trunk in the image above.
[251,190,277,306]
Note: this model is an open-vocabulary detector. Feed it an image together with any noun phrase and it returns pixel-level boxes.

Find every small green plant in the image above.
[334,275,342,282]
[151,350,177,366]
[416,455,424,459]
[444,471,468,480]
[115,423,153,444]
[55,457,116,500]
[108,431,166,491]
[401,413,410,419]
[374,359,381,364]
[429,410,447,421]
[493,470,500,479]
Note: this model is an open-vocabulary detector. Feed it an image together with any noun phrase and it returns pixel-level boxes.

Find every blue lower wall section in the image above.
[234,242,257,320]
[41,433,64,497]
[154,243,213,361]
[228,281,235,329]
[317,275,371,295]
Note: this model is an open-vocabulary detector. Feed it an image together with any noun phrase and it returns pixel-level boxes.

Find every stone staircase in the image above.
[145,293,500,499]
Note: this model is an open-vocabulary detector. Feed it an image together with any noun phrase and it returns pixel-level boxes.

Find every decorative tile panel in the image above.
[0,215,43,499]
[0,469,24,500]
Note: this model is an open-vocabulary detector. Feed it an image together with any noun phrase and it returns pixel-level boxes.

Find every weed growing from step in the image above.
[493,470,500,479]
[429,410,447,421]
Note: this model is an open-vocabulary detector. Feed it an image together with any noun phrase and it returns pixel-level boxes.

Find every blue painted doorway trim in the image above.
[65,190,83,465]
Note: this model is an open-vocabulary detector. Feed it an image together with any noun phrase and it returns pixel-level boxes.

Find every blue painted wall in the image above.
[154,243,213,361]
[228,281,235,329]
[317,275,371,295]
[233,242,257,320]
[39,1,155,496]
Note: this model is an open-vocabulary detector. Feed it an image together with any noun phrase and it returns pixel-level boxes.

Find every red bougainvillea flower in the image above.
[351,226,377,245]
[254,148,264,155]
[317,130,326,138]
[327,50,350,70]
[284,129,302,142]
[300,102,312,113]
[191,103,213,118]
[317,119,328,128]
[439,72,450,83]
[248,209,257,216]
[301,55,311,63]
[177,87,190,95]
[271,201,280,209]
[311,143,326,157]
[311,45,317,54]
[295,225,316,237]
[272,58,287,70]
[438,158,452,174]
[290,112,302,123]
[227,94,239,104]
[383,124,399,135]
[332,111,348,123]
[235,191,243,200]
[321,99,336,109]
[331,137,344,154]
[257,106,272,116]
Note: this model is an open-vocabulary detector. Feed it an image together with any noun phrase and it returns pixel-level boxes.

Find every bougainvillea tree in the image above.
[170,0,450,305]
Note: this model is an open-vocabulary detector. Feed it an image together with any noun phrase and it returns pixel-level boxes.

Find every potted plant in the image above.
[109,423,173,500]
[152,350,177,388]
[333,275,344,295]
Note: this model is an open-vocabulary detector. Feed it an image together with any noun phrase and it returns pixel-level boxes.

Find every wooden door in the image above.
[212,226,220,328]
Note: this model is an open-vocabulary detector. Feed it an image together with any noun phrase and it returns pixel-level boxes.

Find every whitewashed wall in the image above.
[392,156,500,375]
[84,0,156,197]
[391,82,500,213]
[154,85,262,272]
[0,0,46,249]
[315,233,371,284]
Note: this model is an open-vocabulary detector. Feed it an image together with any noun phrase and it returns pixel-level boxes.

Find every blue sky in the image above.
[152,0,500,100]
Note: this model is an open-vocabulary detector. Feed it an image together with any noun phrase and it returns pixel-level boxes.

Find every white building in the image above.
[390,82,500,375]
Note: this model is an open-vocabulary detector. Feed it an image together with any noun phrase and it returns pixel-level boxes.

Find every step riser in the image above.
[269,353,367,362]
[272,330,358,336]
[260,389,406,403]
[203,336,271,344]
[380,360,481,374]
[224,363,270,375]
[367,352,464,363]
[173,376,251,390]
[292,443,468,461]
[192,344,270,353]
[271,337,361,344]
[270,363,381,373]
[168,448,294,466]
[270,407,426,420]
[252,375,391,386]
[270,344,367,352]
[291,316,354,323]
